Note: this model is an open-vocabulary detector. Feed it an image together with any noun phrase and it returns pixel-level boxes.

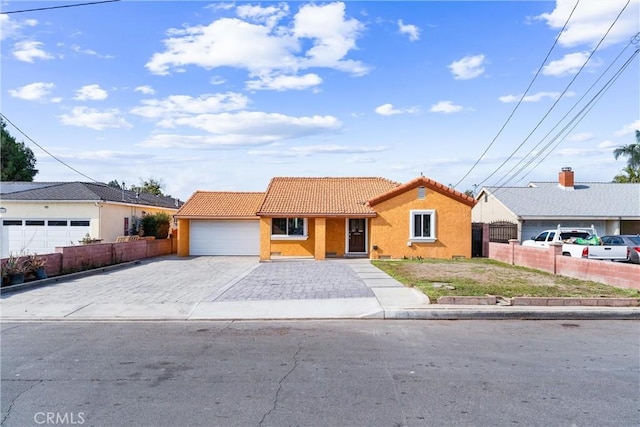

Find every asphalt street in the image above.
[1,320,639,427]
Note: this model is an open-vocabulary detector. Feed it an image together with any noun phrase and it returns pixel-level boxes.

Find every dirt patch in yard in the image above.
[373,259,640,301]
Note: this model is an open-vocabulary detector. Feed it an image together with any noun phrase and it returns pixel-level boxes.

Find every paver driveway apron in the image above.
[1,257,429,320]
[0,256,258,320]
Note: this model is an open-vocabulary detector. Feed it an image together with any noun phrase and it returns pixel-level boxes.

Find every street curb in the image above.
[0,261,142,295]
[384,307,640,320]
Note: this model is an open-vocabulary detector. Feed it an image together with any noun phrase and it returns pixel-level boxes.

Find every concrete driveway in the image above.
[0,256,429,320]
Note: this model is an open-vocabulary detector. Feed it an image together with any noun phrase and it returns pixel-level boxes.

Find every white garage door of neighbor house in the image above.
[1,219,91,257]
[190,220,260,256]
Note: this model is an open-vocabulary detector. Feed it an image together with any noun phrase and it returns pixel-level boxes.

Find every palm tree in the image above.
[613,165,640,183]
[613,130,640,182]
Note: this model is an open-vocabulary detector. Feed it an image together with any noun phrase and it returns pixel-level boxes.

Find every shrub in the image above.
[140,212,172,239]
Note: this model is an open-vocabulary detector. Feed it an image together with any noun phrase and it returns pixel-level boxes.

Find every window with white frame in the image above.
[410,210,436,242]
[271,218,307,238]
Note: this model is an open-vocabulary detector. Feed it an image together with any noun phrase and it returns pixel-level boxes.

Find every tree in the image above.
[1,119,38,181]
[107,180,122,189]
[613,130,640,183]
[613,166,640,183]
[131,177,169,197]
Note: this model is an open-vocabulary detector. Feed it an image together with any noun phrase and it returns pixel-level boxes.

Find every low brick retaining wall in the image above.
[437,296,639,307]
[489,241,640,290]
[1,238,175,280]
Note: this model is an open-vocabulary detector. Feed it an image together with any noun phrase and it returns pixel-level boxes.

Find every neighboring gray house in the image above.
[0,182,183,257]
[472,167,640,242]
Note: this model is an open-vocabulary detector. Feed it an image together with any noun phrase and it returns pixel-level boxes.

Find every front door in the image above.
[348,218,366,253]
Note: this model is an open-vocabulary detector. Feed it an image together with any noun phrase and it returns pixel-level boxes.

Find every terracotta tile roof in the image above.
[175,191,264,218]
[367,176,477,208]
[257,177,400,216]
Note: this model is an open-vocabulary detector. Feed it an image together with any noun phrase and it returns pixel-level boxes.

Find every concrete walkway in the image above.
[1,256,638,320]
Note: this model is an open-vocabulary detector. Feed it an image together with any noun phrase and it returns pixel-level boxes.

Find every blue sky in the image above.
[1,0,639,200]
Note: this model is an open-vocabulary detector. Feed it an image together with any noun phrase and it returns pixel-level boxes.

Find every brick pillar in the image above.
[549,243,563,275]
[508,239,519,265]
[314,217,326,260]
[482,223,490,257]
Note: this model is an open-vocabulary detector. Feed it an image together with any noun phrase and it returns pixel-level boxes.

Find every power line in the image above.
[491,37,639,190]
[512,49,638,187]
[0,0,120,15]
[452,0,582,189]
[474,0,632,189]
[0,113,99,183]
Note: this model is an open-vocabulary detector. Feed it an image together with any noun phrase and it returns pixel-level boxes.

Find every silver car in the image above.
[600,235,640,264]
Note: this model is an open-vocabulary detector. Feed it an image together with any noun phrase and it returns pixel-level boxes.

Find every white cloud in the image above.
[139,112,341,148]
[12,40,54,63]
[598,140,618,149]
[537,0,640,48]
[567,132,595,142]
[130,93,249,123]
[397,19,420,41]
[374,103,419,116]
[70,44,114,59]
[430,101,464,114]
[498,91,576,103]
[448,54,486,80]
[74,84,108,101]
[59,107,131,130]
[236,3,289,29]
[249,144,388,158]
[146,2,368,87]
[134,85,156,95]
[210,76,226,85]
[614,120,640,136]
[246,73,322,91]
[8,82,55,101]
[542,51,600,77]
[0,15,38,41]
[292,2,367,75]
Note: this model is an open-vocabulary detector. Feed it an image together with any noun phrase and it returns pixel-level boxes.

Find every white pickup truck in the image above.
[522,226,629,261]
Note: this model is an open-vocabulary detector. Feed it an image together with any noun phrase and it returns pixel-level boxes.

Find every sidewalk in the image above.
[1,256,638,321]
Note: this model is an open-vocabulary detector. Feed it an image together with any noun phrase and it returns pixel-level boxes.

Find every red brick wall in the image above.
[3,239,176,279]
[488,242,511,263]
[489,242,640,290]
[557,256,640,290]
[57,243,113,272]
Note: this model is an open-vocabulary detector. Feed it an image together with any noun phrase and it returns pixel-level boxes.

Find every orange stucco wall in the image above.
[370,187,472,259]
[326,218,346,256]
[177,218,190,257]
[262,218,316,258]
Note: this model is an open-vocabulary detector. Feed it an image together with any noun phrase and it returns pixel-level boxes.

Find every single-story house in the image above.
[472,167,640,242]
[175,176,477,260]
[0,181,183,257]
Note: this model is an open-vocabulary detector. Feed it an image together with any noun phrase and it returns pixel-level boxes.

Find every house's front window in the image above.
[272,218,307,239]
[410,210,436,242]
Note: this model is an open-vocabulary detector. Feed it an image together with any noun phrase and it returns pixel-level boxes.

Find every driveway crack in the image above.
[1,380,42,425]
[258,346,302,426]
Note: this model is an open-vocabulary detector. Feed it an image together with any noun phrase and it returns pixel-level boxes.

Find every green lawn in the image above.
[372,258,640,302]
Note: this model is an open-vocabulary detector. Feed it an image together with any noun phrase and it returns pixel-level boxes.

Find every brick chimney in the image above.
[559,167,574,189]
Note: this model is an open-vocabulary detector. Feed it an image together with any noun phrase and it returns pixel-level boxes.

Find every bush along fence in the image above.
[489,240,640,290]
[1,237,177,287]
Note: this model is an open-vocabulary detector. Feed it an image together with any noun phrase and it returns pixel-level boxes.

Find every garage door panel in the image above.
[190,220,259,255]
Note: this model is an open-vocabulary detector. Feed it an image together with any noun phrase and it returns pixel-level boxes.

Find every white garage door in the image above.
[190,220,260,255]
[1,219,91,257]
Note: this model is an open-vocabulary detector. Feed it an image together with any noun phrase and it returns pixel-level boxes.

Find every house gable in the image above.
[367,176,476,208]
[367,176,474,259]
